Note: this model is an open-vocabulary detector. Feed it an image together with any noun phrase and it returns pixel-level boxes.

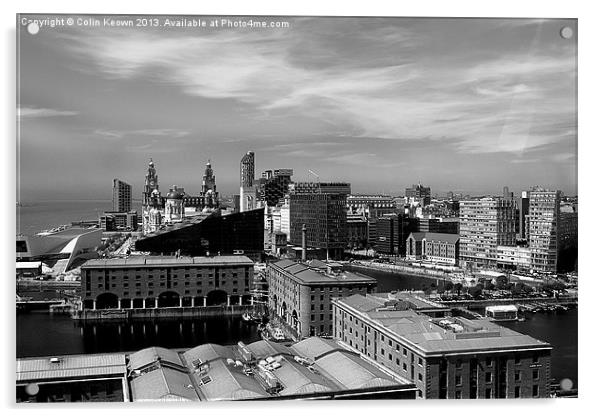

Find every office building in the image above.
[519,191,529,240]
[406,232,460,265]
[80,255,255,310]
[369,214,418,256]
[405,184,431,206]
[459,197,516,269]
[347,195,396,218]
[135,208,265,260]
[100,211,138,231]
[240,151,256,212]
[259,169,293,207]
[346,214,368,250]
[18,339,417,402]
[333,293,552,399]
[417,218,459,234]
[267,259,377,337]
[289,183,350,260]
[527,188,561,273]
[112,179,132,213]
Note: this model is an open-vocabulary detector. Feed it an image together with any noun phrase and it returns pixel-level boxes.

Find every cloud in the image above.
[18,107,78,118]
[94,128,190,140]
[59,19,576,155]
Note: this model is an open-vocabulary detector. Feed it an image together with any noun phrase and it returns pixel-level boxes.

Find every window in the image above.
[455,375,462,386]
[533,354,540,364]
[485,388,492,399]
[486,357,493,367]
[388,353,392,361]
[396,358,400,365]
[486,372,492,383]
[403,348,408,357]
[455,391,461,399]
[403,363,407,371]
[532,385,539,397]
[515,356,521,365]
[515,387,520,398]
[396,344,400,352]
[418,358,423,366]
[532,370,539,380]
[381,349,385,355]
[389,340,392,347]
[515,371,521,382]
[418,373,423,382]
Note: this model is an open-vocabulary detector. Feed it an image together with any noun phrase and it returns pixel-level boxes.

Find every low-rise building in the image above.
[17,338,417,402]
[333,293,552,399]
[496,245,532,270]
[406,232,460,265]
[80,255,255,310]
[267,259,377,337]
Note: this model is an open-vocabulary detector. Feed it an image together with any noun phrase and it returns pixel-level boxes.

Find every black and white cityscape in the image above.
[16,15,577,403]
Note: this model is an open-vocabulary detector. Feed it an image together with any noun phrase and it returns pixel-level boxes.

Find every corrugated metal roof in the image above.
[128,347,184,371]
[130,367,199,402]
[17,353,126,382]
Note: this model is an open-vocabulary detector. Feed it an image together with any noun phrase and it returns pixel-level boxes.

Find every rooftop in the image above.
[82,255,254,269]
[270,259,376,286]
[407,232,459,244]
[16,353,126,383]
[336,294,551,356]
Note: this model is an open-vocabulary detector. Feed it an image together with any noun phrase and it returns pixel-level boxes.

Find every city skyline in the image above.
[17,16,577,201]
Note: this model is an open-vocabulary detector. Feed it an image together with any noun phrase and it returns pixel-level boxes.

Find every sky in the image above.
[16,15,577,201]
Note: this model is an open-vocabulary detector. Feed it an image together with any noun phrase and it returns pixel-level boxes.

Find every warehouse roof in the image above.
[82,255,253,269]
[16,353,126,382]
[271,260,376,286]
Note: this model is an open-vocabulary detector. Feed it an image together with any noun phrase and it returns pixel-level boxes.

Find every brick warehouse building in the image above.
[80,256,254,310]
[267,259,376,337]
[333,293,552,399]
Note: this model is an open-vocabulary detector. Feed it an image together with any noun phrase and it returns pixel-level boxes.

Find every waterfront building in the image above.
[405,232,460,265]
[100,210,138,231]
[459,197,516,269]
[80,255,255,310]
[16,227,102,275]
[519,191,530,240]
[369,214,418,256]
[201,160,219,209]
[527,188,561,273]
[135,208,265,260]
[164,185,185,224]
[558,212,578,250]
[267,259,377,338]
[142,159,159,207]
[289,182,350,260]
[417,217,459,234]
[496,245,532,270]
[333,293,552,399]
[259,169,293,207]
[112,179,132,213]
[240,151,256,212]
[347,213,368,249]
[17,338,417,402]
[405,184,431,206]
[347,195,396,218]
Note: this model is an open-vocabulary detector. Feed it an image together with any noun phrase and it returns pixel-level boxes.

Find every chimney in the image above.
[301,224,307,261]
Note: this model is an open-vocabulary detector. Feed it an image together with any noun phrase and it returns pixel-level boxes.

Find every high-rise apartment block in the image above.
[527,189,560,273]
[239,151,256,212]
[459,197,516,269]
[112,179,132,213]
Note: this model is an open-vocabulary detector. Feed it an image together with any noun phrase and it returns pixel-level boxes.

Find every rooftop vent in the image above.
[49,357,60,364]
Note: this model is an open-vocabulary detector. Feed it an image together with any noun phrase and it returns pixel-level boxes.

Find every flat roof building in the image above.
[80,255,255,311]
[267,259,377,338]
[333,293,552,399]
[17,338,417,402]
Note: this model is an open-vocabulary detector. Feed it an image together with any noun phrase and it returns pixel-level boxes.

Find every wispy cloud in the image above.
[59,18,575,155]
[94,128,190,140]
[18,107,78,118]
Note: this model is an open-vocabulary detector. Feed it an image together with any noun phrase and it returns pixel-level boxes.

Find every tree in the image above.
[496,276,509,290]
[453,283,463,296]
[444,282,454,293]
[469,284,484,298]
[484,281,496,291]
